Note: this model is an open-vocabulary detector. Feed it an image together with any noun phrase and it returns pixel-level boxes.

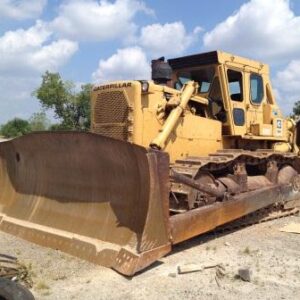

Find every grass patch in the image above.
[243,246,251,255]
[35,280,50,291]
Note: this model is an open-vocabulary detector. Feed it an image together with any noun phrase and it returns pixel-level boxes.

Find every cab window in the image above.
[250,74,264,104]
[227,69,243,101]
[175,66,215,94]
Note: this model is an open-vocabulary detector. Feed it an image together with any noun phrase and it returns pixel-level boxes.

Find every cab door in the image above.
[224,67,247,136]
[246,72,270,136]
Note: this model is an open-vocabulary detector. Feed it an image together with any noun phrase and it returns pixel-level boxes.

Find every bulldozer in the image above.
[1,50,300,276]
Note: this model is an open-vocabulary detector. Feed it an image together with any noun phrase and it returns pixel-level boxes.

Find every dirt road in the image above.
[1,215,300,300]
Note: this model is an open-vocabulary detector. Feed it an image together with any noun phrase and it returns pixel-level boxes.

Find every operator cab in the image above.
[168,50,283,140]
[168,52,227,124]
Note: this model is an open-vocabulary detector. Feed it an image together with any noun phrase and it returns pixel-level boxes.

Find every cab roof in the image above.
[168,50,269,74]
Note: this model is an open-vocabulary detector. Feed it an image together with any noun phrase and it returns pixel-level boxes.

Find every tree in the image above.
[293,101,300,118]
[34,71,92,131]
[0,118,31,138]
[29,112,50,131]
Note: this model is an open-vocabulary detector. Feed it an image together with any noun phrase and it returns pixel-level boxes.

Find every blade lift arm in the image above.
[150,81,198,150]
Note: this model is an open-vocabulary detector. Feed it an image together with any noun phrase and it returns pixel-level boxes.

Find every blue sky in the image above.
[1,0,300,124]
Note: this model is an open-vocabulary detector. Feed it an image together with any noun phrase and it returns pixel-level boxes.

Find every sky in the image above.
[1,0,300,123]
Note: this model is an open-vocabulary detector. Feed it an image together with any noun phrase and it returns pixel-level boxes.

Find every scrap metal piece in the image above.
[177,264,203,274]
[280,223,300,234]
[0,254,32,288]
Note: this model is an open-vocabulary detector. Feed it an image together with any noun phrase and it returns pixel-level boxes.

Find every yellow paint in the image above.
[91,50,297,162]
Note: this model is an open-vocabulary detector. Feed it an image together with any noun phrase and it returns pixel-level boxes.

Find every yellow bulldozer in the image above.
[1,51,300,276]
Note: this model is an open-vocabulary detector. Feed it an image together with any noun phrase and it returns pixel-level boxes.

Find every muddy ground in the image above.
[1,214,300,300]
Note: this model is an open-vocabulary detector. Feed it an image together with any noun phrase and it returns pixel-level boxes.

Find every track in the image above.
[214,204,299,234]
[170,149,300,213]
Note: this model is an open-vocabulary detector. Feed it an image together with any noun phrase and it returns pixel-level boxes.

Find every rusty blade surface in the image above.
[0,132,171,276]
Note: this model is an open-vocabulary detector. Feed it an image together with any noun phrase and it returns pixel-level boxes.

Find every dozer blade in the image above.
[0,132,171,276]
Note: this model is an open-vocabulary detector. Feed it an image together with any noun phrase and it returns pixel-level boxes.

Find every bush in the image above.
[0,118,31,138]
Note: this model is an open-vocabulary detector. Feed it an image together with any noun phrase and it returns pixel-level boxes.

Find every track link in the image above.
[214,205,299,234]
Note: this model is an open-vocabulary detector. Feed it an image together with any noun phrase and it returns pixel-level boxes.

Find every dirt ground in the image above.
[1,214,300,300]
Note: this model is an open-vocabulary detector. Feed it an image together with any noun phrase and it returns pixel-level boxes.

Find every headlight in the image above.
[140,81,149,93]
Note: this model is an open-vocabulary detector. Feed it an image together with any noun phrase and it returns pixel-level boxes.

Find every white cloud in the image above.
[273,60,300,114]
[274,60,300,93]
[0,21,78,123]
[203,0,300,63]
[139,22,202,57]
[0,20,78,75]
[92,47,150,83]
[51,0,153,42]
[31,39,79,72]
[0,0,47,20]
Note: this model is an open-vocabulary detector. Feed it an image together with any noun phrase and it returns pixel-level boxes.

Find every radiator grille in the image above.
[93,124,128,140]
[93,91,131,141]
